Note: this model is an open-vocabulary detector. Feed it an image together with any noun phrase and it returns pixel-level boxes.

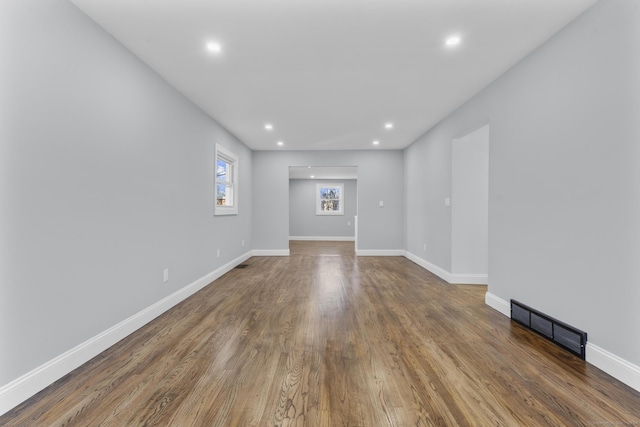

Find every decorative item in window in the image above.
[215,144,239,215]
[316,183,344,215]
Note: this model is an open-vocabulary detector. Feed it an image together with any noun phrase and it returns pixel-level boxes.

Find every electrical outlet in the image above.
[423,243,427,251]
[217,249,220,258]
[347,221,351,226]
[241,240,245,248]
[163,268,169,282]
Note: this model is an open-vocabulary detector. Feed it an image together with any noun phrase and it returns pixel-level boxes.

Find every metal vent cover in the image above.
[510,299,587,360]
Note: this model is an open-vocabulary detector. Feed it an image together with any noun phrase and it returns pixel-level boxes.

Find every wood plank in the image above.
[2,241,639,426]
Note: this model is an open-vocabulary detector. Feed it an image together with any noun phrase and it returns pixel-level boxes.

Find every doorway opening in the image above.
[451,123,489,283]
[288,166,358,253]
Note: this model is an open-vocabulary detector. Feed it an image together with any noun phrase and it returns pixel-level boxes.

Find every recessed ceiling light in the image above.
[264,123,273,130]
[206,42,222,53]
[277,141,284,146]
[385,123,393,129]
[445,36,461,47]
[310,175,315,178]
[372,140,380,146]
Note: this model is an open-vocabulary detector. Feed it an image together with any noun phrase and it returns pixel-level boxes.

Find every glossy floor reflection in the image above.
[2,242,639,426]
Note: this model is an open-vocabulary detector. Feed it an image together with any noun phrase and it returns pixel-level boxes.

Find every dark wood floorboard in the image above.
[2,241,639,426]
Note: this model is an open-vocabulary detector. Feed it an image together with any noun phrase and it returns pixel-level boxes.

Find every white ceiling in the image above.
[70,0,597,151]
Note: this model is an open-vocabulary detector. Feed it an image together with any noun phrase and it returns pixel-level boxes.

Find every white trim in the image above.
[482,293,640,393]
[449,273,488,285]
[251,249,290,256]
[403,251,453,282]
[289,236,355,241]
[404,251,488,285]
[316,183,344,215]
[587,343,640,392]
[0,251,252,416]
[356,249,405,256]
[215,144,239,216]
[484,292,511,317]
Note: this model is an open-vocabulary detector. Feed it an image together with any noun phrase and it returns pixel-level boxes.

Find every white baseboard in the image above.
[403,251,453,282]
[251,249,290,256]
[587,343,640,392]
[356,249,405,256]
[404,252,487,285]
[289,236,355,241]
[449,273,488,285]
[0,251,252,417]
[484,292,510,317]
[483,292,640,393]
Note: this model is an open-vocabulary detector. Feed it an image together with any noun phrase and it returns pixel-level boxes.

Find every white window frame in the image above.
[316,183,344,215]
[215,144,239,216]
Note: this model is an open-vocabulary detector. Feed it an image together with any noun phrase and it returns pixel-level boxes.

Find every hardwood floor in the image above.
[2,241,639,426]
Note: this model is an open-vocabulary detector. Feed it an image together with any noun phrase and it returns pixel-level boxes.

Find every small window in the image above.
[215,144,238,215]
[316,183,344,215]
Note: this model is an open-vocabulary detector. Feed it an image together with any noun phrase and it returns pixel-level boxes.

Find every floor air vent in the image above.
[235,264,249,269]
[510,299,587,360]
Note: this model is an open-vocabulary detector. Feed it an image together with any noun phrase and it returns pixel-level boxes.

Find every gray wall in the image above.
[254,151,403,252]
[404,0,640,367]
[451,124,489,275]
[289,179,357,238]
[0,0,251,386]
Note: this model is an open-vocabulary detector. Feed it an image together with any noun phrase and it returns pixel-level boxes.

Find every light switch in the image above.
[445,197,451,207]
[379,201,384,207]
